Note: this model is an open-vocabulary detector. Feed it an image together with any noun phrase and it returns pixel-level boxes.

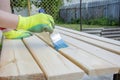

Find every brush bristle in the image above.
[53,39,68,50]
[50,32,68,50]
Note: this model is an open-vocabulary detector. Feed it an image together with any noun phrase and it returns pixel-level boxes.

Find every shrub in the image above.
[11,0,28,12]
[32,0,63,20]
[82,17,119,26]
[71,18,80,24]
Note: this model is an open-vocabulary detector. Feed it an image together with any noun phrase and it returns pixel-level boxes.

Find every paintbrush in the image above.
[50,31,68,50]
[38,9,68,50]
[33,31,68,50]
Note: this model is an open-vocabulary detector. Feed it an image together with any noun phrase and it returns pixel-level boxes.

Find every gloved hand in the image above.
[3,30,32,39]
[17,13,55,33]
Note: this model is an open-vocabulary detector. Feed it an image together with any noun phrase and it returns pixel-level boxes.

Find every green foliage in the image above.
[57,24,80,31]
[57,23,118,31]
[11,0,28,11]
[71,18,80,24]
[82,17,119,26]
[41,0,63,20]
[32,0,63,20]
[55,17,65,24]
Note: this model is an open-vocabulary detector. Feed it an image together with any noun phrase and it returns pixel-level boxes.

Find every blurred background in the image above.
[10,0,120,40]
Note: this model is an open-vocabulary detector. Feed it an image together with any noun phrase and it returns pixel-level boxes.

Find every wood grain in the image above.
[36,33,119,76]
[23,35,84,80]
[56,29,120,55]
[60,34,120,67]
[56,26,120,46]
[0,39,45,80]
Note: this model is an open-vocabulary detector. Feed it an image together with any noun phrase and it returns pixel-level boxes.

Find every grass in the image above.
[57,24,118,31]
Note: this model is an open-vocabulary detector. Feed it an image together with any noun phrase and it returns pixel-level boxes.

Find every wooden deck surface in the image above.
[0,26,120,80]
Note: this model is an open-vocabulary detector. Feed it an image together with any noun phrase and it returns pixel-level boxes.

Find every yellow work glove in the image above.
[17,13,55,33]
[3,30,32,39]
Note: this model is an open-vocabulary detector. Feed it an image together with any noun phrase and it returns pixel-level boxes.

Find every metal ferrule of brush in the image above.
[50,33,61,43]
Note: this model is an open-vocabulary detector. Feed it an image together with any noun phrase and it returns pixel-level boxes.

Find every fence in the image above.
[59,3,80,23]
[10,0,120,31]
[10,0,62,19]
[60,0,120,25]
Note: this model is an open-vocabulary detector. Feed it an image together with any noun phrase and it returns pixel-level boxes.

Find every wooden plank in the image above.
[56,29,120,55]
[36,33,119,76]
[0,63,19,80]
[56,26,120,46]
[60,45,119,75]
[0,39,45,80]
[101,31,120,35]
[0,39,17,68]
[13,40,45,80]
[23,35,84,80]
[60,34,120,68]
[0,39,19,80]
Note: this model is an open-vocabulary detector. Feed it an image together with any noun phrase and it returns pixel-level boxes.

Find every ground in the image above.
[57,24,118,31]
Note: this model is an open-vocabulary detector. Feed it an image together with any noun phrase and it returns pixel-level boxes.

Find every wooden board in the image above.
[36,33,119,76]
[0,63,19,80]
[23,35,84,80]
[60,34,120,68]
[0,39,45,80]
[56,29,120,55]
[56,26,120,46]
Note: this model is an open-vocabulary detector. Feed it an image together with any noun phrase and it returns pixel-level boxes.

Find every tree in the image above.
[10,0,28,12]
[32,0,63,19]
[41,0,63,19]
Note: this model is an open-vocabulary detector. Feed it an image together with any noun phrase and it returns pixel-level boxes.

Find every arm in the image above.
[0,10,18,29]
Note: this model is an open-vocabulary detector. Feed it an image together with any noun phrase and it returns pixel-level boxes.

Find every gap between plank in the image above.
[22,39,47,80]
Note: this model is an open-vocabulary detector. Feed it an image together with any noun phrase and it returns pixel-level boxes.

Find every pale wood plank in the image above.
[56,26,120,46]
[56,29,120,55]
[60,34,120,68]
[0,39,19,80]
[0,39,45,80]
[23,35,84,80]
[35,32,81,72]
[13,40,45,80]
[35,32,53,46]
[60,46,119,75]
[55,27,120,68]
[0,39,16,68]
[36,33,119,76]
[0,63,19,80]
[54,48,84,79]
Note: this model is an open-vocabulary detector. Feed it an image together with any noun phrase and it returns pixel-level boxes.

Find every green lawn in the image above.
[57,24,117,31]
